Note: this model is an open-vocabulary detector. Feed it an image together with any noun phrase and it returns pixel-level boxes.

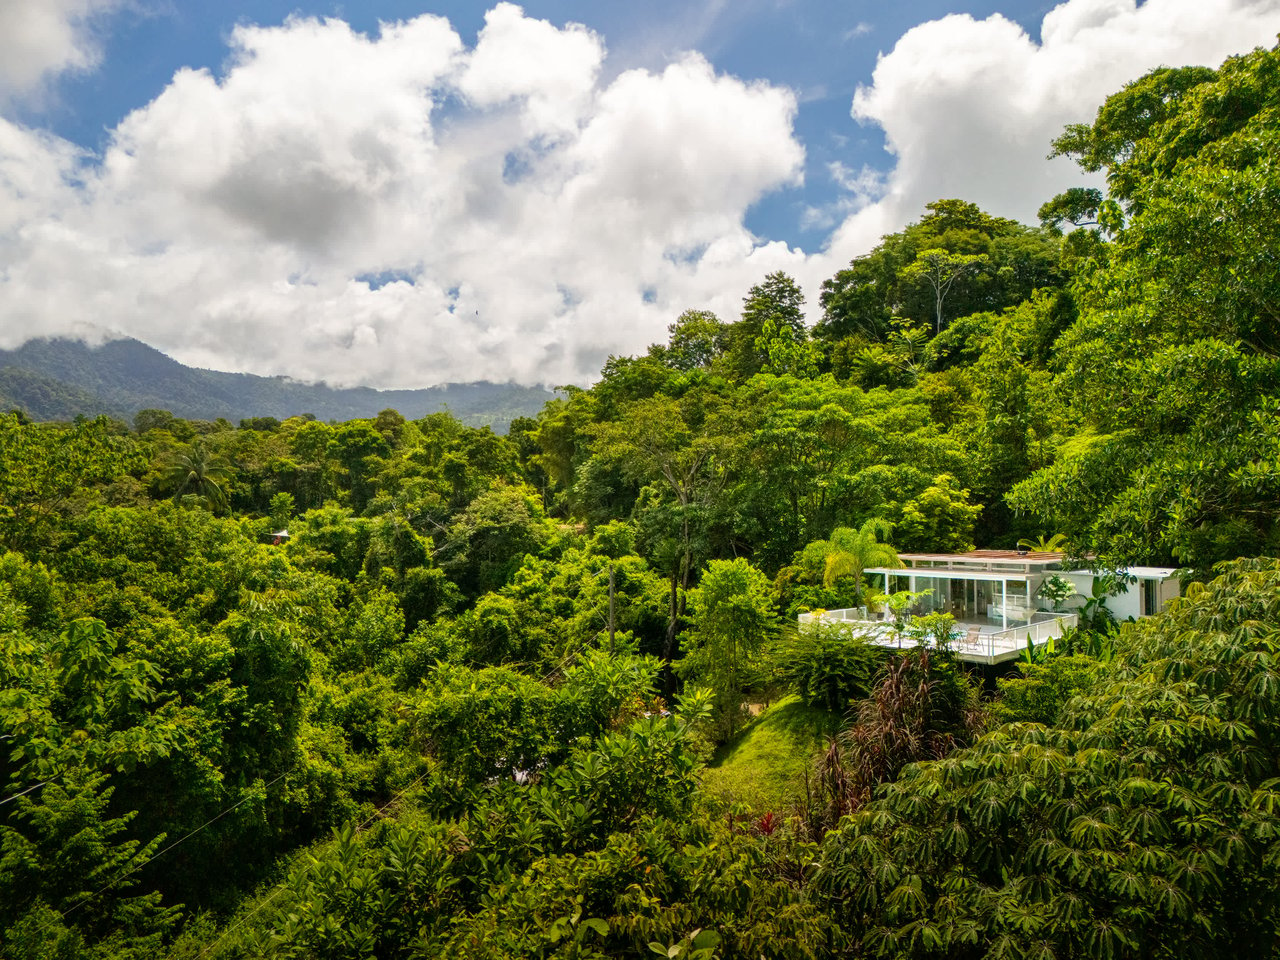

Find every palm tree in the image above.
[162,441,234,511]
[804,518,899,603]
[1017,532,1068,553]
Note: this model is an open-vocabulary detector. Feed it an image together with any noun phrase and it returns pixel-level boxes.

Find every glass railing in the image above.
[799,609,1078,661]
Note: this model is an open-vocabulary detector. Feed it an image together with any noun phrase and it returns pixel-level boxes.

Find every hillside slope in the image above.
[0,337,557,429]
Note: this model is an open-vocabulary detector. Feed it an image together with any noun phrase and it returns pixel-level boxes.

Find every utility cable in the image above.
[0,779,51,806]
[59,767,294,922]
[197,769,433,959]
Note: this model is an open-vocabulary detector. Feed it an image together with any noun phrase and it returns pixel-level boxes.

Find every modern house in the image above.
[798,550,1181,665]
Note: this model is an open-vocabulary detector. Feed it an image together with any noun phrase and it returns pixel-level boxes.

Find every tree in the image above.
[801,519,899,604]
[676,558,777,739]
[1012,44,1280,569]
[0,415,142,552]
[755,318,822,378]
[663,309,726,371]
[1037,186,1102,231]
[1048,64,1217,206]
[442,483,553,599]
[818,199,1063,345]
[591,393,733,665]
[901,248,986,334]
[774,622,883,712]
[161,440,234,511]
[724,272,807,380]
[889,473,981,553]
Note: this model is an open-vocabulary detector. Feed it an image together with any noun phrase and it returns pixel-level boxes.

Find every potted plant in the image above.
[1037,574,1078,611]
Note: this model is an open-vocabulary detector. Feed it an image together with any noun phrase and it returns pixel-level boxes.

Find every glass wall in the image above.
[872,572,1034,627]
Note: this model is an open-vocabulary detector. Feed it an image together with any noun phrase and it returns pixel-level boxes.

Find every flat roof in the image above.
[1065,565,1178,580]
[898,550,1064,564]
[866,566,1031,583]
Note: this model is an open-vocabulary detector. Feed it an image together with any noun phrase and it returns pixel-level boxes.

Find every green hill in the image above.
[701,696,840,812]
[0,337,557,430]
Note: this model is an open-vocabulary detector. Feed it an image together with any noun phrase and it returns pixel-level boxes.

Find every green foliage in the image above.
[160,440,235,511]
[818,558,1280,958]
[442,483,557,598]
[661,310,727,372]
[800,651,977,842]
[1013,43,1280,569]
[676,559,777,739]
[772,624,884,712]
[411,650,660,784]
[1036,572,1078,610]
[800,519,899,602]
[887,473,981,553]
[817,198,1063,344]
[412,663,568,783]
[0,415,143,553]
[992,653,1104,726]
[724,271,806,381]
[0,772,176,959]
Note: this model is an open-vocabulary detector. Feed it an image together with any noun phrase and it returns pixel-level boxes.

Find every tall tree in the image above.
[675,558,777,739]
[590,392,733,665]
[901,248,986,334]
[161,440,234,511]
[724,271,807,380]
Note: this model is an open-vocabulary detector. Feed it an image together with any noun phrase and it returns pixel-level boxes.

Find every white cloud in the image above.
[819,0,1280,271]
[1,0,1277,388]
[800,162,884,231]
[457,2,604,137]
[0,0,123,101]
[0,5,804,386]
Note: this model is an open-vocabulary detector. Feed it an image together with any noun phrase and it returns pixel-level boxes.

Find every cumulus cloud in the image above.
[0,5,804,386]
[0,0,1277,387]
[0,0,123,100]
[819,0,1280,270]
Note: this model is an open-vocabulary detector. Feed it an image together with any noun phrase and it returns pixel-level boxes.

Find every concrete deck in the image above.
[797,609,1078,665]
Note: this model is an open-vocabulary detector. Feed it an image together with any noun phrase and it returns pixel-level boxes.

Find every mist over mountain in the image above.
[0,337,556,430]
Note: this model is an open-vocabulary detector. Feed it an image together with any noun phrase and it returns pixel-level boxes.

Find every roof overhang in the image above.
[865,567,1031,584]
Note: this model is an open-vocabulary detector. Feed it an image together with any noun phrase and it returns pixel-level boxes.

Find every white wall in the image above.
[1057,573,1180,621]
[1109,582,1143,621]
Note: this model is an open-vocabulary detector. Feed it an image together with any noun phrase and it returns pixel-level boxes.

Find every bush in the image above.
[772,624,884,712]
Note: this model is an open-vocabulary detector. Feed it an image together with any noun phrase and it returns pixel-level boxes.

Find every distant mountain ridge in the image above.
[0,337,557,431]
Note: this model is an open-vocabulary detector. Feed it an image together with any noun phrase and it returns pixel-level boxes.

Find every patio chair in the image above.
[961,625,982,651]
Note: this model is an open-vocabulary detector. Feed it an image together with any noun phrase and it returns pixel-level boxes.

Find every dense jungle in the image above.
[3,46,1280,959]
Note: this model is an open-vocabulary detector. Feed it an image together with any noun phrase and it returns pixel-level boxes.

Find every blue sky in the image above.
[1,0,1276,386]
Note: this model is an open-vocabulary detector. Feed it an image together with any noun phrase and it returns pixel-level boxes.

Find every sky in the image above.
[1,1,1278,388]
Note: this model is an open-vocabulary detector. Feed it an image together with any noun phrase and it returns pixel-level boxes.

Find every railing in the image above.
[800,609,1077,662]
[979,612,1076,660]
[798,607,868,625]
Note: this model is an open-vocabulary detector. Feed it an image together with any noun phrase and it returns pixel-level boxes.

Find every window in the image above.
[1142,579,1159,616]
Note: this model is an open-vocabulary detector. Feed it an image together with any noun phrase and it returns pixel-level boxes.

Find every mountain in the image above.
[0,337,558,431]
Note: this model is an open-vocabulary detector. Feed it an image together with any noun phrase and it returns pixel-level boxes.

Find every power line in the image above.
[197,769,433,959]
[0,780,51,806]
[59,768,294,923]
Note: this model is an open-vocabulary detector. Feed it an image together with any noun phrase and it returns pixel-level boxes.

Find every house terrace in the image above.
[798,550,1179,665]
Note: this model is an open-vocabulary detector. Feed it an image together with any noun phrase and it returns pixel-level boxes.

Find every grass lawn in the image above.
[700,695,842,813]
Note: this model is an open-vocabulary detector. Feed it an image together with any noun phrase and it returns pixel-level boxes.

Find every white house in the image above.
[799,550,1181,665]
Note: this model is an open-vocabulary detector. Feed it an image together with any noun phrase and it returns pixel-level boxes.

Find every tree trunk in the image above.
[663,563,679,663]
